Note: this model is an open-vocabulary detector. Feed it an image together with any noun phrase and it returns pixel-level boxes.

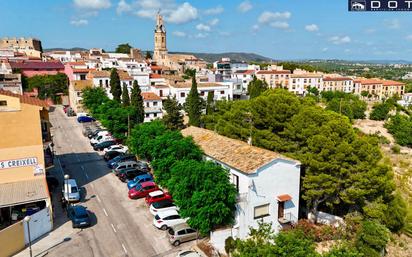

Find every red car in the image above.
[145,190,172,205]
[128,181,158,199]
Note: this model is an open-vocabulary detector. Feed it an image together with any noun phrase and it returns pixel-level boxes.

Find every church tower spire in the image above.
[153,11,167,64]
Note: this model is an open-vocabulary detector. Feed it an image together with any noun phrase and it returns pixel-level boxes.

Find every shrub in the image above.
[391,144,401,154]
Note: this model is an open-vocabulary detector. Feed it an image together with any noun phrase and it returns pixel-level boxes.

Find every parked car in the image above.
[118,169,146,182]
[153,210,187,230]
[149,199,179,216]
[128,181,159,199]
[103,145,128,154]
[168,223,198,246]
[176,250,201,257]
[67,205,91,228]
[93,140,116,151]
[77,116,96,123]
[88,129,106,139]
[127,173,153,189]
[107,154,136,168]
[104,151,123,161]
[62,179,80,202]
[145,190,172,205]
[112,161,140,175]
[90,134,112,145]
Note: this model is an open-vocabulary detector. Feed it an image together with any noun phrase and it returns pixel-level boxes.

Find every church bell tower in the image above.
[153,12,168,63]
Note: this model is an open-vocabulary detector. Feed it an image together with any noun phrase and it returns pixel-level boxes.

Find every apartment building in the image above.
[323,77,354,93]
[256,70,291,88]
[142,92,163,122]
[289,74,323,95]
[0,37,43,58]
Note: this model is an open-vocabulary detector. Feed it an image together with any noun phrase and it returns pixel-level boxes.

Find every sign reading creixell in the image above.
[0,157,38,169]
[349,0,412,11]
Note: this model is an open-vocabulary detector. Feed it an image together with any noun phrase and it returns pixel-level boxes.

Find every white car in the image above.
[177,250,202,257]
[149,200,179,216]
[153,210,187,230]
[103,145,128,154]
[90,134,112,145]
[62,179,80,202]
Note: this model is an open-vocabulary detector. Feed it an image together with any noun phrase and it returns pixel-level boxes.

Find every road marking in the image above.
[96,194,101,203]
[81,166,85,171]
[103,208,108,217]
[85,173,89,179]
[121,244,127,254]
[111,223,117,233]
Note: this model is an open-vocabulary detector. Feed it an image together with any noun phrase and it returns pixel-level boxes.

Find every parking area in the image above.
[15,106,197,257]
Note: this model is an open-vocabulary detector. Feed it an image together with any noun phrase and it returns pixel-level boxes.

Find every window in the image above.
[254,204,270,219]
[154,113,157,117]
[180,92,185,97]
[0,100,7,106]
[153,102,158,106]
[99,80,102,87]
[80,74,86,80]
[145,113,149,118]
[232,174,239,192]
[159,90,163,97]
[146,102,149,107]
[220,91,225,95]
[278,201,285,218]
[177,230,185,235]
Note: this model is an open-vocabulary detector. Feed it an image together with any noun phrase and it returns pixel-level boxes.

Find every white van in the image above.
[62,179,80,202]
[90,133,111,145]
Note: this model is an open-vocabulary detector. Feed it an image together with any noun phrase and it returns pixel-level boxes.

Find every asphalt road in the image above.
[46,106,192,257]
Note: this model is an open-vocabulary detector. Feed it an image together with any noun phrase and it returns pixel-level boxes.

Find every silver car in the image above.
[168,223,198,246]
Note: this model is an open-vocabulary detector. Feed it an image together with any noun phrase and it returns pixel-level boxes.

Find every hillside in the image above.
[170,51,274,63]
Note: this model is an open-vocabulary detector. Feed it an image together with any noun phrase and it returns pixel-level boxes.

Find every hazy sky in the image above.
[1,0,412,60]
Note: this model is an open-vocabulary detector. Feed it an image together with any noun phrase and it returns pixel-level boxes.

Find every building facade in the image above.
[0,38,42,58]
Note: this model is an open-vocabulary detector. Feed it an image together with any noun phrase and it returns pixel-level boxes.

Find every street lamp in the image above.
[24,216,33,257]
[64,174,70,207]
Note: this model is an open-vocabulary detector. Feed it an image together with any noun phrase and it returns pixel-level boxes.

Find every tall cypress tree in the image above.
[206,91,215,115]
[163,96,184,130]
[185,76,202,127]
[122,84,130,107]
[130,80,144,124]
[110,68,121,101]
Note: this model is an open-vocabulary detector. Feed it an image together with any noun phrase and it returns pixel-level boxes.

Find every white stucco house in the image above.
[142,92,163,122]
[181,127,301,253]
[169,81,233,105]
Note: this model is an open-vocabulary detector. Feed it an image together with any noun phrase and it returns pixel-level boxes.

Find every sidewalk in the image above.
[14,158,74,257]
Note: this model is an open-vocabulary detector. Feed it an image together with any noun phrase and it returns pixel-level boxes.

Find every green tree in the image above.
[82,87,109,114]
[115,43,132,54]
[355,220,389,257]
[121,84,130,107]
[385,114,412,146]
[272,229,319,257]
[322,245,362,257]
[369,102,392,120]
[168,160,237,235]
[185,76,202,126]
[308,86,320,96]
[206,91,215,115]
[247,75,268,99]
[182,68,196,79]
[384,193,407,232]
[128,121,167,160]
[110,68,121,101]
[24,73,69,102]
[130,80,145,125]
[163,96,184,130]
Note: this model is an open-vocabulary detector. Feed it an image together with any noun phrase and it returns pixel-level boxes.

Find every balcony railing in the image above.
[278,212,297,225]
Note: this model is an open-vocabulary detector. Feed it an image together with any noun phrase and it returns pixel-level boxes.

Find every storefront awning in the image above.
[277,194,292,202]
[0,179,49,208]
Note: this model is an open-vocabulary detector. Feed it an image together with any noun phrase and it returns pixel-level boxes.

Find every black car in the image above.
[118,169,147,182]
[104,151,123,161]
[67,205,91,228]
[93,140,116,151]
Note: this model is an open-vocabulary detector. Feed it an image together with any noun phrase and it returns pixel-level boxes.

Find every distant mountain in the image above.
[170,51,274,63]
[44,47,88,52]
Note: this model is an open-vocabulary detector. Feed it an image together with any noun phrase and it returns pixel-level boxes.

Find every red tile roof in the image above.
[256,70,291,75]
[150,73,161,79]
[9,61,64,70]
[72,68,93,73]
[359,79,383,85]
[141,92,161,101]
[235,70,255,75]
[382,80,405,86]
[150,65,162,71]
[0,89,49,108]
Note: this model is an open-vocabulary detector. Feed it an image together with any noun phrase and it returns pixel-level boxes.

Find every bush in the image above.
[369,102,392,120]
[391,144,401,154]
[385,114,412,147]
[355,220,389,257]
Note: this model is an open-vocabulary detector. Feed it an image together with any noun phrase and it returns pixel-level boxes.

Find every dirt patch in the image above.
[353,119,395,144]
[386,234,412,257]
